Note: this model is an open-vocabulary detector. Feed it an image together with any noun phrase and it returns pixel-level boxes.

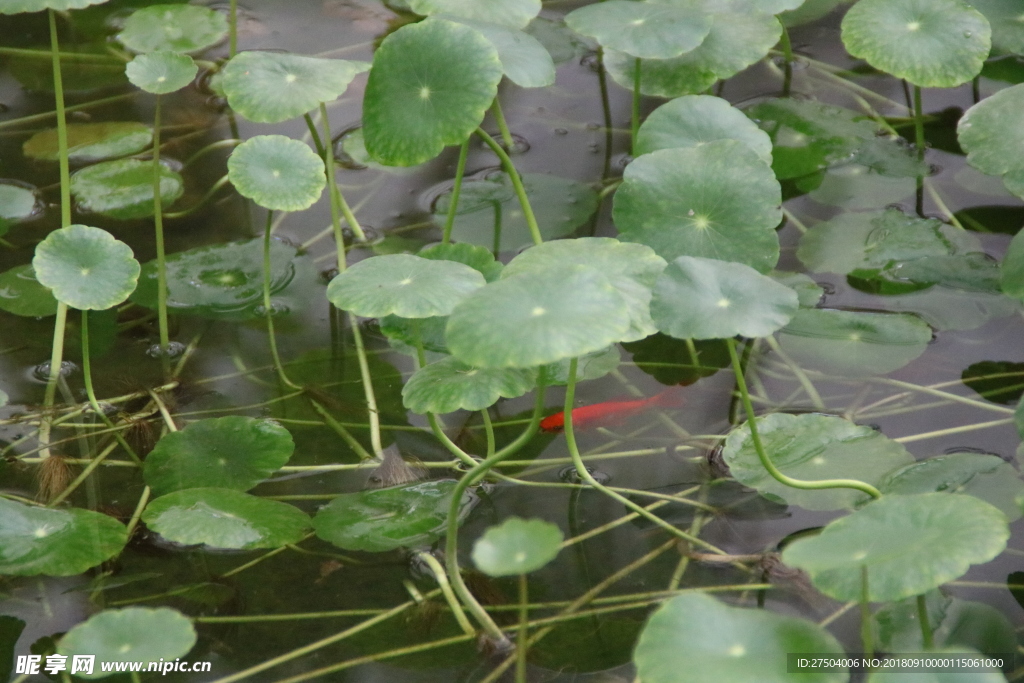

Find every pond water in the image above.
[2,0,1024,681]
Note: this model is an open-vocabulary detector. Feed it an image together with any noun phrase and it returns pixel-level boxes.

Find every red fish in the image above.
[540,387,685,433]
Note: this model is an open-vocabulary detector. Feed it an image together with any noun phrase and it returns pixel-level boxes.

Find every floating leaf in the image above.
[431,171,598,252]
[32,224,140,310]
[380,315,450,355]
[403,356,536,413]
[0,0,109,13]
[0,265,58,317]
[651,256,797,340]
[442,17,555,88]
[9,45,126,93]
[841,0,991,88]
[564,1,712,60]
[636,95,772,164]
[622,334,730,385]
[526,16,589,64]
[363,19,503,166]
[0,182,40,225]
[446,265,631,368]
[958,83,1024,179]
[313,480,474,552]
[418,242,503,281]
[634,592,846,683]
[125,51,196,94]
[58,608,195,679]
[876,591,1017,656]
[770,271,824,307]
[227,135,326,211]
[117,4,228,53]
[724,413,913,511]
[967,0,1024,55]
[543,345,621,385]
[777,309,932,376]
[879,286,1017,332]
[0,497,126,576]
[782,493,1009,602]
[408,0,540,29]
[471,517,563,576]
[1001,227,1024,300]
[131,238,316,320]
[221,51,370,123]
[23,123,152,162]
[142,488,311,549]
[70,158,183,220]
[803,164,916,211]
[143,416,294,496]
[879,452,1023,521]
[327,254,485,318]
[962,360,1024,404]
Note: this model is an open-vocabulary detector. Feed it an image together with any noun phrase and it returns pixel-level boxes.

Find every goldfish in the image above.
[540,387,685,433]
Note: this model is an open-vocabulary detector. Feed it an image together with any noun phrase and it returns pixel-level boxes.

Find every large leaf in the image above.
[402,356,536,413]
[782,493,1009,602]
[363,19,503,166]
[142,488,311,549]
[651,256,798,340]
[636,95,773,164]
[471,517,563,576]
[0,265,58,317]
[841,0,991,88]
[614,140,782,273]
[221,52,369,123]
[0,497,126,576]
[634,592,846,683]
[408,0,540,29]
[564,0,712,60]
[32,224,140,310]
[227,135,326,212]
[723,413,914,510]
[23,123,151,162]
[70,159,183,220]
[143,416,294,496]
[446,265,631,368]
[117,4,228,53]
[0,0,108,13]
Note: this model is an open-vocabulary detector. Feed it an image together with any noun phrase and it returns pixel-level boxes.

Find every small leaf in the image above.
[327,254,485,318]
[402,356,536,413]
[418,242,503,281]
[782,493,1009,602]
[841,0,991,88]
[408,0,540,29]
[471,517,563,576]
[958,83,1024,178]
[143,416,295,496]
[23,123,152,162]
[313,480,475,552]
[221,51,370,123]
[125,51,196,94]
[58,608,195,679]
[565,0,712,60]
[724,413,914,510]
[117,4,228,54]
[0,265,58,317]
[142,488,311,549]
[32,224,140,310]
[227,135,326,211]
[0,182,41,224]
[636,95,773,164]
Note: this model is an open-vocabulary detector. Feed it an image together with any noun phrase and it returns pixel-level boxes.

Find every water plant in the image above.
[1,0,1024,682]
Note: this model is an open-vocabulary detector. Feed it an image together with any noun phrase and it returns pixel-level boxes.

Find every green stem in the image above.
[631,57,641,153]
[321,103,366,244]
[262,210,300,390]
[726,339,882,499]
[860,565,874,658]
[304,112,326,158]
[39,302,69,460]
[916,594,933,650]
[442,139,470,245]
[516,574,529,683]
[152,95,171,377]
[779,25,794,97]
[125,486,151,538]
[492,98,515,151]
[49,9,71,228]
[162,175,232,219]
[308,399,374,461]
[228,0,238,56]
[81,312,143,465]
[349,313,382,458]
[476,128,542,247]
[415,552,477,637]
[48,441,116,507]
[913,84,926,160]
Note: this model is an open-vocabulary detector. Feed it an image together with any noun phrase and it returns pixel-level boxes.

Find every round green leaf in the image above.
[503,237,666,342]
[363,19,503,166]
[958,83,1024,177]
[142,488,311,549]
[636,95,773,164]
[70,158,183,220]
[0,497,127,576]
[565,1,712,60]
[651,256,798,340]
[446,265,631,368]
[778,309,933,376]
[471,517,563,576]
[0,182,40,224]
[131,238,315,320]
[221,51,370,123]
[143,416,294,496]
[117,4,228,54]
[408,0,540,29]
[782,493,1009,602]
[0,0,108,13]
[613,141,782,273]
[58,608,195,679]
[419,242,503,281]
[542,345,621,385]
[23,122,152,162]
[605,10,781,97]
[125,51,196,94]
[312,480,473,552]
[431,172,598,252]
[442,17,555,88]
[967,0,1024,55]
[32,224,140,310]
[327,254,485,318]
[841,0,991,88]
[879,452,1022,521]
[402,356,536,413]
[227,135,326,211]
[634,592,846,683]
[0,265,58,317]
[723,413,914,511]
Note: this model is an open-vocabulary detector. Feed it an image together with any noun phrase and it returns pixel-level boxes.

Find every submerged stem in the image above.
[81,312,143,465]
[39,302,69,460]
[779,25,794,97]
[152,95,171,377]
[476,128,542,247]
[262,210,300,390]
[49,9,70,228]
[442,139,470,245]
[228,0,238,57]
[320,103,366,245]
[631,57,641,153]
[491,97,515,151]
